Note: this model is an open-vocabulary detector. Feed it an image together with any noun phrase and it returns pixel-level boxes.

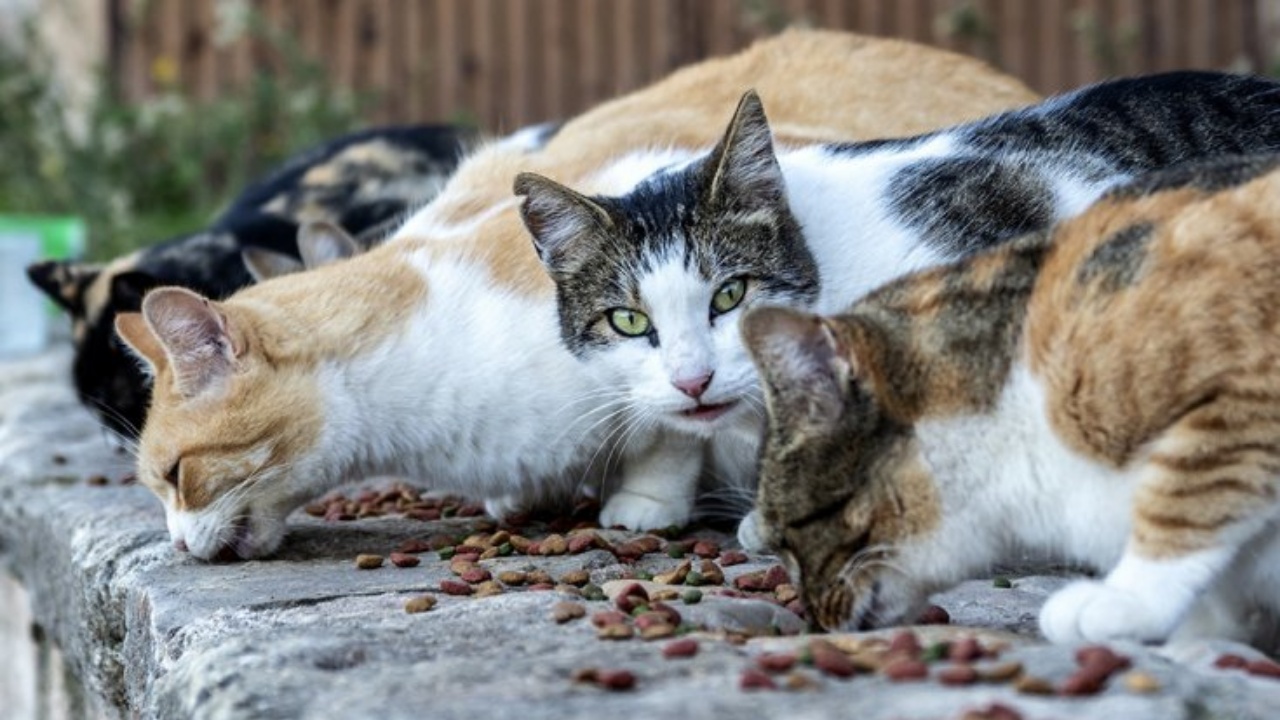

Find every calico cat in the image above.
[741,152,1280,646]
[110,29,1039,560]
[515,70,1280,533]
[26,123,478,439]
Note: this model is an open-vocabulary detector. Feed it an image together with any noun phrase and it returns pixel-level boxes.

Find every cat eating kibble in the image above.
[743,153,1280,646]
[112,31,1038,559]
[516,71,1280,537]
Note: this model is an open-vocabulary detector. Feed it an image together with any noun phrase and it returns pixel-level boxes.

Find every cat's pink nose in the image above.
[673,372,713,399]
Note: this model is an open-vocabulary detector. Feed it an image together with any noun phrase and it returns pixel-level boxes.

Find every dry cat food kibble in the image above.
[552,601,587,624]
[1123,671,1161,693]
[388,552,420,568]
[882,658,929,682]
[439,579,473,596]
[917,604,951,624]
[354,554,384,570]
[808,639,858,678]
[1058,645,1131,696]
[571,668,637,691]
[718,550,749,566]
[937,664,978,686]
[757,653,798,673]
[739,668,778,691]
[960,703,1024,720]
[403,595,437,614]
[1212,653,1280,680]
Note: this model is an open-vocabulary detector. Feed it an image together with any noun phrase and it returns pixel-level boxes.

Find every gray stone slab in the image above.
[4,345,1280,720]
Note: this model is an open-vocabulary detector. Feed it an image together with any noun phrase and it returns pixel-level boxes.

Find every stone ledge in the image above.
[3,346,1280,720]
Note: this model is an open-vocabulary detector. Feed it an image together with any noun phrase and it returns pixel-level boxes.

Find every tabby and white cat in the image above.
[742,153,1280,645]
[113,31,1037,560]
[516,71,1280,533]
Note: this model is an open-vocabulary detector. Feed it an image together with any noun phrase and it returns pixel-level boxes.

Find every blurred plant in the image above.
[0,5,369,260]
[1072,8,1139,77]
[935,1,999,64]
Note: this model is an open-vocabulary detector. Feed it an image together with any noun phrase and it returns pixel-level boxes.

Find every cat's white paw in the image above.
[736,510,769,553]
[1039,579,1177,644]
[483,495,523,521]
[600,491,690,531]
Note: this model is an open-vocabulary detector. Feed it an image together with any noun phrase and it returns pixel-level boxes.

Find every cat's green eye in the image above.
[608,308,652,337]
[711,278,747,314]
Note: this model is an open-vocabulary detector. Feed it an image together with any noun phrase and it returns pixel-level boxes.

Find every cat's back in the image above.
[1027,154,1280,466]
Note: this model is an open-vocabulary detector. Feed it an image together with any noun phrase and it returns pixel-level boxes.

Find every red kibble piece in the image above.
[453,552,481,564]
[719,550,749,566]
[528,582,556,591]
[460,568,492,584]
[691,540,720,558]
[662,638,699,659]
[389,552,420,568]
[456,504,485,517]
[948,637,983,663]
[888,631,923,659]
[453,544,486,556]
[1214,653,1249,670]
[960,703,1024,720]
[739,668,778,691]
[810,640,857,678]
[1058,670,1106,696]
[439,579,473,596]
[406,508,441,521]
[917,604,951,625]
[1075,645,1130,675]
[591,610,629,628]
[785,599,806,617]
[756,653,798,673]
[1246,660,1280,679]
[937,664,978,686]
[615,583,650,612]
[595,669,636,691]
[882,658,929,682]
[647,601,682,626]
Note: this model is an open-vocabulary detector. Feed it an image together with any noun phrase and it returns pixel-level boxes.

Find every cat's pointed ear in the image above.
[114,312,165,374]
[136,287,243,398]
[242,247,304,282]
[742,306,852,430]
[703,90,786,211]
[297,220,360,268]
[26,260,101,317]
[514,172,613,272]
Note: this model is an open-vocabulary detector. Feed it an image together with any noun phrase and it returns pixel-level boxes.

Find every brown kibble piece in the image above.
[396,538,433,554]
[540,534,569,555]
[647,601,682,626]
[552,601,587,624]
[887,631,922,659]
[560,569,591,587]
[1214,653,1249,669]
[774,584,799,604]
[638,622,676,640]
[508,535,534,554]
[497,570,528,586]
[355,554,384,570]
[1076,645,1131,676]
[389,552,420,568]
[662,638,699,659]
[739,668,777,691]
[719,550,749,566]
[567,533,597,554]
[439,579,473,596]
[783,672,819,691]
[977,661,1024,683]
[1014,675,1055,695]
[650,589,680,602]
[473,580,504,597]
[403,595,437,614]
[526,569,554,586]
[1059,671,1105,696]
[654,559,692,586]
[937,665,978,686]
[691,540,719,558]
[698,560,725,585]
[596,623,634,640]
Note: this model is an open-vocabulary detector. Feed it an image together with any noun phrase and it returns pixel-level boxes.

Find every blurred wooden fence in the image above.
[109,0,1280,132]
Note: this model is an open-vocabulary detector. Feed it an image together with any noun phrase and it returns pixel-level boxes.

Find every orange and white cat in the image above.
[744,154,1280,645]
[115,30,1038,560]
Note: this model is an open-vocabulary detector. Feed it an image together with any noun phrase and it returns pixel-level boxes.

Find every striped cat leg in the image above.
[1042,400,1280,644]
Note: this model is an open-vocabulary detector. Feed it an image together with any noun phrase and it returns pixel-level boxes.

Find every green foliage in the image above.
[0,9,368,261]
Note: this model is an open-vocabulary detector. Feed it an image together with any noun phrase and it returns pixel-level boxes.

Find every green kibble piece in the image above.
[922,642,950,662]
[437,546,456,561]
[497,542,513,556]
[635,570,653,581]
[797,647,814,666]
[666,543,687,559]
[442,506,457,518]
[630,603,651,617]
[582,583,606,601]
[682,589,703,605]
[685,571,706,587]
[992,576,1014,589]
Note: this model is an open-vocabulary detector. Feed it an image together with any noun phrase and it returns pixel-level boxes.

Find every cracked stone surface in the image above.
[3,345,1280,720]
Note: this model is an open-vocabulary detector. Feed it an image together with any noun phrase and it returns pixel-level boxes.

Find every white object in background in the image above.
[0,232,46,358]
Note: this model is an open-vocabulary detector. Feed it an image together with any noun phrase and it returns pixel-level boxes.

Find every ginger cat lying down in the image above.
[115,29,1038,560]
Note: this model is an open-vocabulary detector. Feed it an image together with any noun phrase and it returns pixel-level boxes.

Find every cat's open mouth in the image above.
[680,401,737,422]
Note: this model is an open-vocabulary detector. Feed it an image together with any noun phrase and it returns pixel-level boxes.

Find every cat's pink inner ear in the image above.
[141,287,237,398]
[743,307,839,382]
[114,311,166,372]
